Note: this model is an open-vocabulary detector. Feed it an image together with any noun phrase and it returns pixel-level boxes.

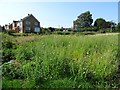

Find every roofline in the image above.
[21,14,40,22]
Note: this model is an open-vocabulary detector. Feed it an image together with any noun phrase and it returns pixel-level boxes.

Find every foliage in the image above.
[105,21,111,28]
[41,28,51,34]
[48,27,55,32]
[55,31,71,35]
[42,78,76,88]
[117,22,120,32]
[81,27,98,32]
[94,18,106,29]
[2,33,119,88]
[74,11,93,28]
[2,78,22,88]
[2,33,16,63]
[2,61,23,79]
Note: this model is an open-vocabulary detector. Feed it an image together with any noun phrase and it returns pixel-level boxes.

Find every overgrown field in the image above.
[1,33,120,88]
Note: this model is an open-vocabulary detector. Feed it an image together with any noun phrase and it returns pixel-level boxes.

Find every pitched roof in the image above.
[22,14,31,21]
[21,14,40,22]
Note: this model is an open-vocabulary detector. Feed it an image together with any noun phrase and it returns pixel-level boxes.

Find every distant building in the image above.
[8,14,41,33]
[5,24,9,30]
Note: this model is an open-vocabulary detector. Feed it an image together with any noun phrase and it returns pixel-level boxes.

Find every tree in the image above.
[110,21,116,32]
[105,21,111,28]
[2,26,5,32]
[94,18,106,29]
[74,11,93,30]
[117,22,120,32]
[48,27,55,32]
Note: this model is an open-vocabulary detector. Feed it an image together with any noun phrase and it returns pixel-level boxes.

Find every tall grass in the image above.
[2,33,119,88]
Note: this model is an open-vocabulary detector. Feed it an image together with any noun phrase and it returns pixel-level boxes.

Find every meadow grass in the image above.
[2,33,119,88]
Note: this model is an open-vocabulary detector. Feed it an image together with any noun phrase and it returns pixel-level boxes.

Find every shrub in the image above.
[81,27,98,32]
[56,31,63,35]
[2,33,16,63]
[55,31,71,35]
[2,61,24,79]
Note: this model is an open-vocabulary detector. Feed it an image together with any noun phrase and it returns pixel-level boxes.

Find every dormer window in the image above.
[35,22,38,26]
[26,21,30,25]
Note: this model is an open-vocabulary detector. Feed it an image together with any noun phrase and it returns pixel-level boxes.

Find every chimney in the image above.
[28,14,30,16]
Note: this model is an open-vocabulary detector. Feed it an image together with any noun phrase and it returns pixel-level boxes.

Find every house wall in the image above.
[12,23,17,30]
[17,21,23,33]
[22,15,40,33]
[9,24,13,30]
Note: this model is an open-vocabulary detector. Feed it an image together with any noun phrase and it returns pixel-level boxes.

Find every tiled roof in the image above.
[22,14,32,21]
[21,14,40,22]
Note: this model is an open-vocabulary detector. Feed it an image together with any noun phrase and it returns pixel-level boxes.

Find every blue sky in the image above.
[0,2,118,28]
[118,2,120,22]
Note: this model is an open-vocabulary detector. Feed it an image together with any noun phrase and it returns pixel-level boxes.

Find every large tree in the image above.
[74,11,93,29]
[94,18,106,29]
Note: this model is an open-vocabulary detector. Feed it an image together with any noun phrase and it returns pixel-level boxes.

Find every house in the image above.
[8,14,41,33]
[5,24,9,30]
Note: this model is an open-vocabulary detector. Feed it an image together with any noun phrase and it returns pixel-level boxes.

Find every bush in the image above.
[55,31,71,35]
[41,28,51,35]
[114,23,120,32]
[81,27,98,32]
[5,29,18,36]
[2,61,24,79]
[2,33,16,63]
[56,31,63,35]
[98,29,106,33]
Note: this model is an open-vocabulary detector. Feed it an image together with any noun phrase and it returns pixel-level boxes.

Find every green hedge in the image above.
[80,27,98,32]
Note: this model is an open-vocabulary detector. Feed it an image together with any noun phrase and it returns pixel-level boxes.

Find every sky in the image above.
[118,2,120,22]
[0,0,119,2]
[0,2,118,28]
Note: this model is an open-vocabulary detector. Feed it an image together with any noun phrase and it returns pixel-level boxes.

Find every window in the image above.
[26,27,30,30]
[35,22,38,26]
[26,21,30,25]
[34,27,40,32]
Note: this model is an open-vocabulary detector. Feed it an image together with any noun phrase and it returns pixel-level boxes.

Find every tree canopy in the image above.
[74,11,93,29]
[94,18,106,29]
